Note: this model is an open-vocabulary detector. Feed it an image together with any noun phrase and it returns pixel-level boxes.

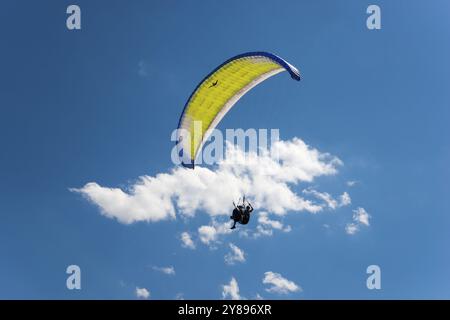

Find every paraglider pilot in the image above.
[230,198,253,229]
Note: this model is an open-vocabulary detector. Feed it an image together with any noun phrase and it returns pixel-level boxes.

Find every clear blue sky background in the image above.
[1,0,449,299]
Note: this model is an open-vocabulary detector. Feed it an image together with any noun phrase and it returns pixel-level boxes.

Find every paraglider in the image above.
[230,196,254,229]
[176,51,301,168]
[176,52,301,229]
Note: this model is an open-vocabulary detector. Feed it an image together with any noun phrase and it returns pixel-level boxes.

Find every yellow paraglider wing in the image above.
[176,52,301,168]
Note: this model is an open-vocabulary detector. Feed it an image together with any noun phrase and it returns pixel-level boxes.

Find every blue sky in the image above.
[1,0,450,299]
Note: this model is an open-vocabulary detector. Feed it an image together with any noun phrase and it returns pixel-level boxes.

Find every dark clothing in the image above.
[230,204,252,229]
[232,208,240,221]
[241,213,250,224]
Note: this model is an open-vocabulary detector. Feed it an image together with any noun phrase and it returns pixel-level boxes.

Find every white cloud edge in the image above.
[152,265,175,275]
[224,243,246,265]
[180,231,196,249]
[135,287,150,299]
[221,277,243,300]
[345,207,371,235]
[262,271,301,295]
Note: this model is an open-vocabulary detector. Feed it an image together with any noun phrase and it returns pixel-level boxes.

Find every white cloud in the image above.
[353,207,370,226]
[303,188,338,209]
[222,277,243,300]
[198,225,217,245]
[224,243,246,265]
[345,207,370,235]
[72,138,342,224]
[347,180,358,187]
[303,188,351,210]
[198,221,232,247]
[135,287,150,299]
[345,223,359,235]
[180,232,196,249]
[340,192,351,206]
[255,293,264,300]
[262,271,301,295]
[152,265,175,275]
[258,212,290,231]
[248,212,292,238]
[253,225,274,237]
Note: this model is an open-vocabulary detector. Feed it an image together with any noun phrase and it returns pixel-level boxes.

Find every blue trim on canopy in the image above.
[176,51,301,168]
[181,161,195,169]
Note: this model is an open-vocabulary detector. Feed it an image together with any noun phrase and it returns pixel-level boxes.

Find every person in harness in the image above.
[230,197,254,229]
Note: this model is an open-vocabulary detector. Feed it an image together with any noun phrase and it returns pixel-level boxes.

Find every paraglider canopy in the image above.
[176,51,301,168]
